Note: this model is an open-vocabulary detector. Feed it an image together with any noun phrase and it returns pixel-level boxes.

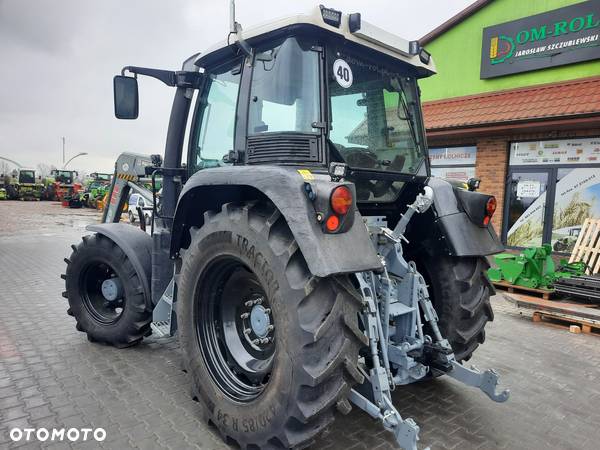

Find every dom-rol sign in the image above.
[481,0,600,79]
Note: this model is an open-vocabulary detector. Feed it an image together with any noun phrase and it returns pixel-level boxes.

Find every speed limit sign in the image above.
[333,59,353,88]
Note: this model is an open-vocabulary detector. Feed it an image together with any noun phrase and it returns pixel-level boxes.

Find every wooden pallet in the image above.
[569,218,600,275]
[532,310,600,335]
[492,280,554,300]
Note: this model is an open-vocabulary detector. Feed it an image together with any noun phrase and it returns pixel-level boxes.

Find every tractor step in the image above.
[151,321,171,337]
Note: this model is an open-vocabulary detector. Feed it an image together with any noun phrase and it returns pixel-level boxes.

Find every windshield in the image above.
[19,171,35,184]
[328,49,427,201]
[55,171,73,183]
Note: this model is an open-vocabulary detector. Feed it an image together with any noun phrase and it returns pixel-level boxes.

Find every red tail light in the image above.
[330,186,352,215]
[326,215,340,231]
[484,196,497,226]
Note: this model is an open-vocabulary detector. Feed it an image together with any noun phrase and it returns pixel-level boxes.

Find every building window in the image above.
[429,146,477,182]
[504,137,600,253]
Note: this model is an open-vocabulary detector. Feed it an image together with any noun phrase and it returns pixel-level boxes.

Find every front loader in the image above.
[62,4,509,449]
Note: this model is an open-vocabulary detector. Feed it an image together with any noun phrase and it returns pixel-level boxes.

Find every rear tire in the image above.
[177,201,365,449]
[63,234,152,347]
[419,255,494,362]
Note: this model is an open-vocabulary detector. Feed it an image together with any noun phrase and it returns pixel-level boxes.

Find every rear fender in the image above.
[171,166,383,277]
[86,223,153,309]
[416,178,504,257]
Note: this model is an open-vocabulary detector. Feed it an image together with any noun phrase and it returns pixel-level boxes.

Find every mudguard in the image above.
[171,166,383,277]
[86,223,153,308]
[428,177,504,257]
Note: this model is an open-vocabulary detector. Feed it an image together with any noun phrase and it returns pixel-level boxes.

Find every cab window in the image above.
[248,37,320,135]
[190,60,242,173]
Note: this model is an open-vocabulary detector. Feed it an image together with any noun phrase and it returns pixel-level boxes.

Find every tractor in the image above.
[51,169,82,202]
[62,5,509,449]
[79,172,112,208]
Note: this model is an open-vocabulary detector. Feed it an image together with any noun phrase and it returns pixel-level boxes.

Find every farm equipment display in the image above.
[6,168,44,200]
[79,173,112,208]
[488,244,586,289]
[51,169,82,202]
[62,5,509,449]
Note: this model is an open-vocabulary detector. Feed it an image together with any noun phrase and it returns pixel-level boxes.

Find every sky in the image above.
[0,0,475,174]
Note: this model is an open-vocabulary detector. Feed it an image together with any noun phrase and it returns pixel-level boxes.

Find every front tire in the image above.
[177,202,365,449]
[63,234,152,347]
[128,211,136,223]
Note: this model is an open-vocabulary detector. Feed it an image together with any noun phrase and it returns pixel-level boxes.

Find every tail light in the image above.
[483,196,497,226]
[325,215,340,231]
[330,186,352,215]
[325,186,353,232]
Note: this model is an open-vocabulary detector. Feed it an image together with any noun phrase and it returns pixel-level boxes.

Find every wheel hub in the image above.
[250,304,271,338]
[101,277,123,302]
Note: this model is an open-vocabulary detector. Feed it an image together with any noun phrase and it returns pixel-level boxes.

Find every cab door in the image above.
[187,58,245,176]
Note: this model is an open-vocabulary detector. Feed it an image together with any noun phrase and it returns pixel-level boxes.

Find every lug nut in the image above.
[244,328,252,335]
[267,325,274,332]
[254,298,263,305]
[260,338,270,345]
[244,300,254,307]
[240,312,250,319]
[251,339,260,345]
[264,308,271,314]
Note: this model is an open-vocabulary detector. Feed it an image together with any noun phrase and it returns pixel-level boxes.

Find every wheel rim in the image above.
[194,256,275,403]
[79,261,125,324]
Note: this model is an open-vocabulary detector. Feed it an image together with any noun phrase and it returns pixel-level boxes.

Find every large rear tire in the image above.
[419,255,494,362]
[63,234,152,347]
[177,202,365,449]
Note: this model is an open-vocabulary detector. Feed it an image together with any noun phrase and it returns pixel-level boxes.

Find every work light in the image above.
[320,5,342,27]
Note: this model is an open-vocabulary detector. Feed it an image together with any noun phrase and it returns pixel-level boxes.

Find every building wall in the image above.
[419,0,600,102]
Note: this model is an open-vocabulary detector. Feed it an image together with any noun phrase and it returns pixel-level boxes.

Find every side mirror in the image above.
[113,75,139,119]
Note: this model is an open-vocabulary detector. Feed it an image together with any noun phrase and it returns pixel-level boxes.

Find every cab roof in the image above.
[193,5,436,77]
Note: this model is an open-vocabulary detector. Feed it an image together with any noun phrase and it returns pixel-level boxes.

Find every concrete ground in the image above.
[1,200,600,449]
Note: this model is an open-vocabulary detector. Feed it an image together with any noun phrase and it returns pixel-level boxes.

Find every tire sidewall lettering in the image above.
[235,234,280,298]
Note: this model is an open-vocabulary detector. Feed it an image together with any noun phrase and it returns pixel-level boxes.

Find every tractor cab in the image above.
[186,6,434,204]
[18,169,36,185]
[52,169,77,185]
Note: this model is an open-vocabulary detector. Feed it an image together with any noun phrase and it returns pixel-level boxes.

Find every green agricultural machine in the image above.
[79,172,112,208]
[62,4,510,449]
[7,168,44,200]
[488,244,586,289]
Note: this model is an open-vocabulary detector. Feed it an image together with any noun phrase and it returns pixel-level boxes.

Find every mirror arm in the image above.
[120,66,203,89]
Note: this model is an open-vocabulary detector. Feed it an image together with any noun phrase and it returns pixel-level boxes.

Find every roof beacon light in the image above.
[320,5,342,28]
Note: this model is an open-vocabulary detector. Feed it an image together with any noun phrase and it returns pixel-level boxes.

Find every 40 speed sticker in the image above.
[333,59,353,88]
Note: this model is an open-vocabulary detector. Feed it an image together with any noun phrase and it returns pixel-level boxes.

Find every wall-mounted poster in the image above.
[507,168,600,249]
[430,166,476,181]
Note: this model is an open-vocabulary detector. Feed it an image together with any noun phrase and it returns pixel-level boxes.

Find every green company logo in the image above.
[489,10,600,65]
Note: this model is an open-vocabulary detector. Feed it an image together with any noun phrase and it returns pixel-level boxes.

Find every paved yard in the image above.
[1,201,600,449]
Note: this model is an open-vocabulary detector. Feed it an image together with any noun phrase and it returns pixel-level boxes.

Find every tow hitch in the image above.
[348,186,510,450]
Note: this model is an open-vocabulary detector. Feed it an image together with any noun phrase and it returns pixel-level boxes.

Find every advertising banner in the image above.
[429,146,477,166]
[510,138,600,166]
[481,0,600,78]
